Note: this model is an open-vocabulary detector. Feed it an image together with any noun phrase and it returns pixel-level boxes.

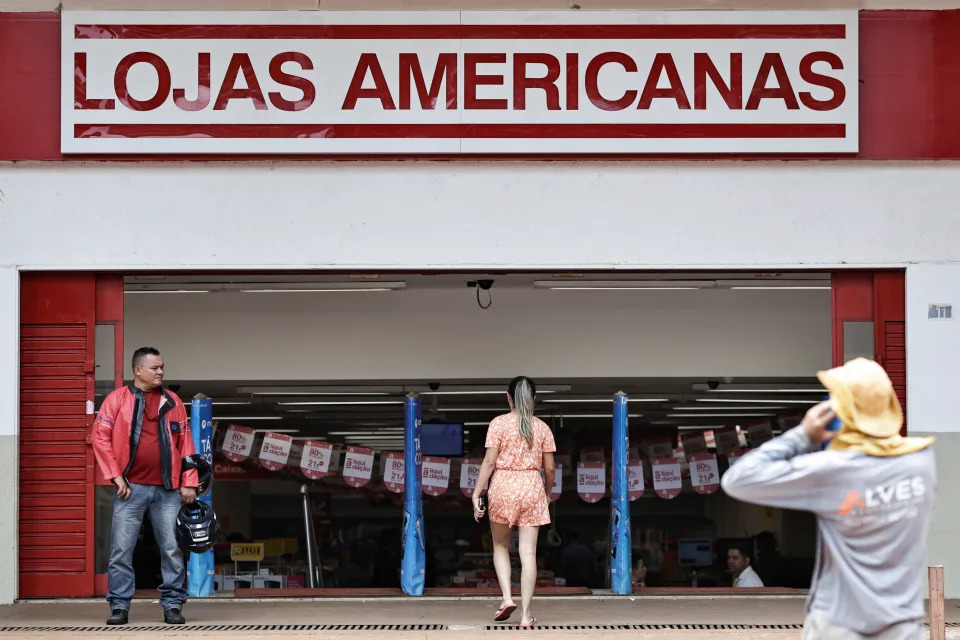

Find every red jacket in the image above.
[92,385,199,490]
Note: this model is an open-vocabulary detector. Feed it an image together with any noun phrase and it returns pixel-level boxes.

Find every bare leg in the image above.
[518,526,540,625]
[490,521,515,610]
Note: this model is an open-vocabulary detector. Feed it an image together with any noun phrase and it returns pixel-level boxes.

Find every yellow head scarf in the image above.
[817,358,934,458]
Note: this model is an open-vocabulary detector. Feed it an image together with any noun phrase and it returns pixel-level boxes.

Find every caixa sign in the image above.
[61,10,858,155]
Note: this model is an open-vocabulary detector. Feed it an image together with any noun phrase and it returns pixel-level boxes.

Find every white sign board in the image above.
[222,424,255,462]
[258,432,293,471]
[62,10,858,155]
[299,440,333,480]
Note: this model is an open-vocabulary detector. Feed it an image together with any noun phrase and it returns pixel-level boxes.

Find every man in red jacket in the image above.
[92,347,199,626]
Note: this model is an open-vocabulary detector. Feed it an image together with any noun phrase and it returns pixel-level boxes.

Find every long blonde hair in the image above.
[509,376,536,448]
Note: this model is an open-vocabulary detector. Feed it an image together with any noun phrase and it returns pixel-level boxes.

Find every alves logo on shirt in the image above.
[836,476,927,524]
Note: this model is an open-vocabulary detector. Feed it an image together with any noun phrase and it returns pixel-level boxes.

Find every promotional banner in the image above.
[342,446,375,487]
[187,396,214,598]
[548,464,562,502]
[384,451,405,493]
[577,462,606,503]
[680,431,708,456]
[299,440,333,480]
[628,460,645,501]
[689,453,721,494]
[258,431,293,471]
[746,423,774,447]
[556,454,573,478]
[422,457,451,496]
[62,11,859,155]
[610,392,632,595]
[646,437,674,460]
[652,457,683,499]
[401,395,425,596]
[222,424,256,462]
[459,458,482,497]
[713,426,742,455]
[727,449,748,466]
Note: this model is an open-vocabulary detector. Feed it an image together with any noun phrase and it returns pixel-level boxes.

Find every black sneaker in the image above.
[163,608,186,625]
[106,609,128,626]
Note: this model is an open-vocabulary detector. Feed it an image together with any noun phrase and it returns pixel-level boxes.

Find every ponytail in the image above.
[509,376,537,448]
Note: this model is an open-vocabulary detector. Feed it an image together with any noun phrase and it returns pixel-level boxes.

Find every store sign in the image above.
[384,451,405,493]
[222,424,256,462]
[230,542,264,562]
[460,458,482,497]
[652,457,683,499]
[342,446,375,487]
[257,431,293,471]
[61,10,858,155]
[577,462,606,503]
[689,453,721,494]
[628,460,645,501]
[422,456,451,496]
[299,440,333,480]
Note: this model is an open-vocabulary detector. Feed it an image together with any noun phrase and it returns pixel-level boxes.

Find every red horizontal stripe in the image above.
[74,23,845,40]
[74,123,845,140]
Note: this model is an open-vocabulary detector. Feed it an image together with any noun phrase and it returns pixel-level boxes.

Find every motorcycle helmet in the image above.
[175,501,219,554]
[181,453,213,495]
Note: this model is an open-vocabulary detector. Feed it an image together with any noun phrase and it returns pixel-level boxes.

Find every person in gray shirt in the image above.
[721,358,936,640]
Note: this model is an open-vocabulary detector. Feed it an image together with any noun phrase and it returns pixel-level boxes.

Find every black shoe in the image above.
[106,609,128,626]
[164,608,186,625]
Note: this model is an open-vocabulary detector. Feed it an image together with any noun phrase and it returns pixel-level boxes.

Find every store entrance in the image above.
[93,271,831,596]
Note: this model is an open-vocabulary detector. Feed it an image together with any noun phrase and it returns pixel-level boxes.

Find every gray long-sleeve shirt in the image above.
[721,427,936,635]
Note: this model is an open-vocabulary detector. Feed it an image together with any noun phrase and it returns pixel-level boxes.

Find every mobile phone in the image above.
[822,395,842,450]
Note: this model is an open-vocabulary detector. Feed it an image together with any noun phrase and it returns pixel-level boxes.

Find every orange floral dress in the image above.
[485,413,557,528]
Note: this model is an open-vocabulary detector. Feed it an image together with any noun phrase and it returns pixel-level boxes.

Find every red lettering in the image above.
[115,52,171,112]
[342,53,396,110]
[566,53,579,110]
[799,51,845,111]
[513,53,561,111]
[464,53,508,110]
[269,52,316,112]
[214,53,267,111]
[173,52,211,112]
[746,53,799,110]
[693,52,742,110]
[638,53,690,110]
[399,53,457,110]
[585,52,638,111]
[75,53,115,110]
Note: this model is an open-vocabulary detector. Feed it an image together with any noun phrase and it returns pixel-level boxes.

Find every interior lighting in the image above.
[695,398,817,405]
[543,398,669,404]
[278,400,405,406]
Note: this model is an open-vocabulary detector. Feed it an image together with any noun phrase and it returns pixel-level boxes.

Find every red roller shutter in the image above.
[19,273,96,597]
[874,272,907,435]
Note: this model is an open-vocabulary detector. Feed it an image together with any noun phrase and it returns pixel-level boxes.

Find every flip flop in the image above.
[494,604,517,622]
[520,617,537,628]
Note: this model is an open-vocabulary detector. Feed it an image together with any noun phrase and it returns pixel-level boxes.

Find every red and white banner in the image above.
[299,440,333,480]
[689,453,721,494]
[746,423,774,447]
[628,460,645,500]
[713,426,742,455]
[577,462,606,503]
[646,437,674,461]
[258,431,293,471]
[652,457,683,499]
[422,456,451,496]
[222,424,256,462]
[680,431,708,456]
[61,11,858,155]
[342,446,375,487]
[460,458,482,497]
[543,464,562,502]
[383,451,405,493]
[556,454,573,478]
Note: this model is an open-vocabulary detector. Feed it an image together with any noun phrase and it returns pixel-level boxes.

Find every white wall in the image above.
[2,162,960,271]
[0,268,18,604]
[123,285,830,381]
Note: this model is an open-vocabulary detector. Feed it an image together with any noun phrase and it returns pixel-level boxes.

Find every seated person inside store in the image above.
[92,347,199,626]
[728,544,764,588]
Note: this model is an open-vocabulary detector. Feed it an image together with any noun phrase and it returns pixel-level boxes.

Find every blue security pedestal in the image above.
[187,395,215,597]
[610,392,633,594]
[401,393,425,596]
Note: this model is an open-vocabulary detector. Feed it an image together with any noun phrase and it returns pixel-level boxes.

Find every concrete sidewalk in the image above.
[3,597,959,639]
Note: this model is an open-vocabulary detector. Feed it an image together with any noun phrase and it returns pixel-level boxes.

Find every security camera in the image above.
[428,382,440,391]
[477,279,494,290]
[707,380,720,390]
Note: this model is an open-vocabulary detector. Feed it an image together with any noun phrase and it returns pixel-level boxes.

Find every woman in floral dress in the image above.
[472,376,557,628]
